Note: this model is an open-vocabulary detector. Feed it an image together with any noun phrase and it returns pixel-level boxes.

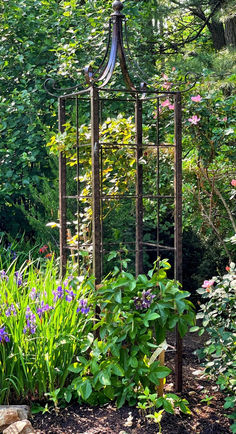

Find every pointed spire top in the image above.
[112,0,124,15]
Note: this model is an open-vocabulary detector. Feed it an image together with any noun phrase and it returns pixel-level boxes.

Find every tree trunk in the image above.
[207,19,226,50]
[225,16,236,47]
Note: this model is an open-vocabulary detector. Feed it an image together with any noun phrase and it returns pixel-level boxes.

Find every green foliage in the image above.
[137,386,191,433]
[0,258,195,407]
[192,262,236,430]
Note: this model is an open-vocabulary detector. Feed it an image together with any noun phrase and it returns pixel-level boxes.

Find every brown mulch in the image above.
[31,332,231,434]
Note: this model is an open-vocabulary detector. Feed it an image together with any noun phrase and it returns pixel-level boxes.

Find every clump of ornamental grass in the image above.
[0,259,93,404]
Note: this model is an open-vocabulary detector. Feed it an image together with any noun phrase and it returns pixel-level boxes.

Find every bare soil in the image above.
[31,332,231,434]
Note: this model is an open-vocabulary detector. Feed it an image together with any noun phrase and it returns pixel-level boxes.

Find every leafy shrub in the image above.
[137,386,191,433]
[192,262,236,432]
[0,258,195,409]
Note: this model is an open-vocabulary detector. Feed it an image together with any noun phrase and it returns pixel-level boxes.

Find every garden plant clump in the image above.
[192,262,236,433]
[0,257,195,416]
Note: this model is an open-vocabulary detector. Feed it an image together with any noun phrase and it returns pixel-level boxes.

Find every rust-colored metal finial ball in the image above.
[112,0,124,13]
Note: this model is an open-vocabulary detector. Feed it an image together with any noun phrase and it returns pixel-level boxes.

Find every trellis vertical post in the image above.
[174,91,183,392]
[58,97,67,277]
[91,86,102,284]
[135,96,143,276]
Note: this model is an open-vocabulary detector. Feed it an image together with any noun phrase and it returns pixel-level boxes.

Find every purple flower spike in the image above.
[63,275,74,288]
[36,301,53,318]
[5,304,17,317]
[24,306,36,334]
[0,326,10,343]
[0,270,9,282]
[77,298,90,315]
[52,285,64,302]
[15,271,23,287]
[65,289,76,302]
[29,287,38,300]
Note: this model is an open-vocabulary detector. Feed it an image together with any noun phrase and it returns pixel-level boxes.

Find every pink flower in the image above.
[153,107,162,119]
[162,74,168,80]
[191,95,202,102]
[172,67,176,71]
[163,82,172,90]
[188,115,200,125]
[231,179,236,187]
[168,104,174,110]
[161,99,170,107]
[202,279,215,288]
[223,116,227,122]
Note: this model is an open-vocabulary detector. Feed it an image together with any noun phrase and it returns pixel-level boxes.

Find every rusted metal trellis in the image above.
[45,0,196,392]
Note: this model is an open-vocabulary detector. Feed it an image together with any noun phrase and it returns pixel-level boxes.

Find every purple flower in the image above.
[52,285,64,302]
[23,306,36,334]
[10,250,17,260]
[15,271,23,287]
[77,299,90,314]
[134,289,156,310]
[5,303,17,317]
[0,270,9,282]
[0,326,10,343]
[36,301,53,318]
[63,275,73,288]
[65,289,76,302]
[29,287,38,300]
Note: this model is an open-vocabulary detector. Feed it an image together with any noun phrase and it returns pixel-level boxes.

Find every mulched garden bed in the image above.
[31,331,231,434]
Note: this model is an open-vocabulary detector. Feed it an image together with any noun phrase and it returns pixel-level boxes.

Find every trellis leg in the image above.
[135,96,143,277]
[91,86,102,284]
[156,97,160,261]
[174,92,183,392]
[76,96,80,273]
[59,97,67,278]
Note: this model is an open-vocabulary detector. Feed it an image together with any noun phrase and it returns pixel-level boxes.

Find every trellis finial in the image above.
[112,0,124,15]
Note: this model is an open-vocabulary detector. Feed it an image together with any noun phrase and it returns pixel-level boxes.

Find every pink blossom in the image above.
[172,67,176,71]
[168,104,174,110]
[161,99,170,107]
[188,115,200,125]
[163,81,172,90]
[191,95,202,102]
[231,179,236,187]
[162,74,169,80]
[202,279,215,288]
[223,116,227,121]
[153,107,162,118]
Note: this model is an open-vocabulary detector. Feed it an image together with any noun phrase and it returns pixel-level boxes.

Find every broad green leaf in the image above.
[114,289,122,304]
[64,389,72,403]
[129,357,138,368]
[148,366,171,383]
[68,363,83,374]
[163,398,174,414]
[189,326,200,332]
[110,363,125,376]
[99,370,111,386]
[80,379,92,401]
